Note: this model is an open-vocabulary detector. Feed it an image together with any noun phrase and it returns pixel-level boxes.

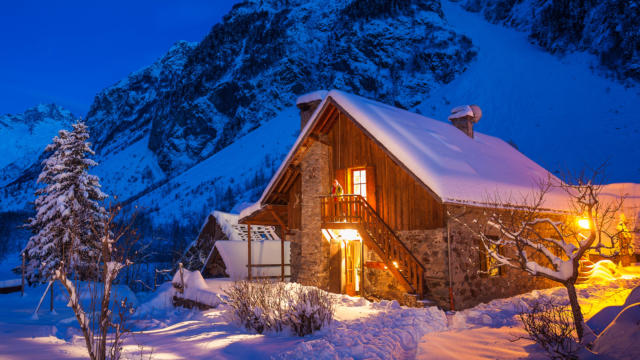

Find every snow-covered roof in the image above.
[210,210,280,242]
[214,240,291,280]
[243,90,569,219]
[296,90,328,105]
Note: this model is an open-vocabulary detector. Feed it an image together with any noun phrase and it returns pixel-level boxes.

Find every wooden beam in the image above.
[269,208,288,232]
[247,224,252,281]
[309,133,331,146]
[281,233,286,282]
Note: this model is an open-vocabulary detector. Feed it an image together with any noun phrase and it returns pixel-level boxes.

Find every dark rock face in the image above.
[86,0,476,174]
[462,0,640,81]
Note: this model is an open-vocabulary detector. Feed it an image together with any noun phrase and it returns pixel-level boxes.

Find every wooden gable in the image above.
[249,98,444,231]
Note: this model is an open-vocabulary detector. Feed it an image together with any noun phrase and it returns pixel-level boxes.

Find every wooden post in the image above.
[178,263,185,294]
[50,281,54,312]
[21,252,25,297]
[360,239,365,297]
[247,224,252,281]
[281,232,285,282]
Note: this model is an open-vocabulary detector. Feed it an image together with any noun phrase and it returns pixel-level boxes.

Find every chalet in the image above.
[182,211,290,280]
[238,90,633,309]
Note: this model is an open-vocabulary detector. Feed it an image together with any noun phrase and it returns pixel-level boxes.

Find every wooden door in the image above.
[343,240,361,296]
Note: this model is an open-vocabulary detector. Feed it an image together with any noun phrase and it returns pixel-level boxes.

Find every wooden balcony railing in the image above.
[320,195,425,298]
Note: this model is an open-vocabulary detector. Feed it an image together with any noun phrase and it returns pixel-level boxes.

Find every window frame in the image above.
[350,167,367,199]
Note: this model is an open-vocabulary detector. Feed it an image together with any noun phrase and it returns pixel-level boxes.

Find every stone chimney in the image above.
[296,90,328,129]
[448,104,482,138]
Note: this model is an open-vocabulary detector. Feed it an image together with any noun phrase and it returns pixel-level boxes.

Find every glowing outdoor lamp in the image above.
[577,217,591,230]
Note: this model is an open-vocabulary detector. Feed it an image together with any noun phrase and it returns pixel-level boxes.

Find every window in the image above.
[479,237,502,277]
[351,168,367,198]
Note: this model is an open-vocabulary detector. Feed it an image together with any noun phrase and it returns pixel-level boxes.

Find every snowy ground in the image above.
[1,257,639,360]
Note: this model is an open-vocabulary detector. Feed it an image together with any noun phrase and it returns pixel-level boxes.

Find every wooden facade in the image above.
[327,111,445,231]
[270,101,445,233]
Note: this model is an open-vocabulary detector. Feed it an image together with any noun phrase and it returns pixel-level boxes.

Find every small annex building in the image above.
[181,210,291,280]
[238,90,638,309]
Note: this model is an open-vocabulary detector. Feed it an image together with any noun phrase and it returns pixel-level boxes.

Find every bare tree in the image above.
[449,171,625,342]
[53,205,137,360]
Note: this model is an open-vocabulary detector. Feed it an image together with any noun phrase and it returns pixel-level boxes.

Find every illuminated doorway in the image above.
[323,228,364,296]
[344,239,362,296]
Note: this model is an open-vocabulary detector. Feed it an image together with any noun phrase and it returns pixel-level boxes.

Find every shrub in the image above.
[223,281,334,336]
[288,285,335,336]
[518,299,581,359]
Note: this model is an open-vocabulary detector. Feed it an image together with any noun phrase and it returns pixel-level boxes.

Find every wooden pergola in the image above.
[239,204,289,281]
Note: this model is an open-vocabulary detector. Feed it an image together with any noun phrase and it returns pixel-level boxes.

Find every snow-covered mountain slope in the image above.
[422,1,640,181]
[130,107,299,225]
[460,0,640,82]
[0,104,75,188]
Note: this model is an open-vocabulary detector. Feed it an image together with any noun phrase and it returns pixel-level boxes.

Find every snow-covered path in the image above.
[1,275,637,359]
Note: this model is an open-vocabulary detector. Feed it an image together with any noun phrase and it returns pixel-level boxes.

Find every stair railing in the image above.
[321,195,424,297]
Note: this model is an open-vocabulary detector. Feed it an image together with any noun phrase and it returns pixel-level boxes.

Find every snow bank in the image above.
[172,269,221,308]
[279,298,447,359]
[588,285,640,334]
[592,303,640,359]
[582,260,640,284]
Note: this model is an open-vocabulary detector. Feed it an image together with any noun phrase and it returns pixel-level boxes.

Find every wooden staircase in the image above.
[320,195,425,298]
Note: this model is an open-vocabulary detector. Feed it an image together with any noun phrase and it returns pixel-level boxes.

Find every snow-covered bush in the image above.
[287,285,335,336]
[518,299,580,359]
[224,281,287,334]
[223,281,334,336]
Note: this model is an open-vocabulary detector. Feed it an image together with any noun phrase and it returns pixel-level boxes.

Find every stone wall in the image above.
[294,140,331,289]
[363,228,450,307]
[362,206,558,310]
[446,205,555,310]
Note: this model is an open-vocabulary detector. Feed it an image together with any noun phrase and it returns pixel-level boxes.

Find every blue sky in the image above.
[0,1,240,117]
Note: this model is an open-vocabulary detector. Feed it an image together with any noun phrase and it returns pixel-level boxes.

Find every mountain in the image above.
[0,104,75,189]
[1,0,639,235]
[460,0,640,82]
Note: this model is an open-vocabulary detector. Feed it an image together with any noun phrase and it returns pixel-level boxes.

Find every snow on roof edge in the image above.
[296,90,328,106]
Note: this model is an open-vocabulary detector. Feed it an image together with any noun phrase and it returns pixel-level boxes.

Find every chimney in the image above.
[296,90,328,129]
[448,104,482,138]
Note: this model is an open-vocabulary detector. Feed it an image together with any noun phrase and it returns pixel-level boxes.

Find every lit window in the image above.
[479,237,502,277]
[352,169,367,198]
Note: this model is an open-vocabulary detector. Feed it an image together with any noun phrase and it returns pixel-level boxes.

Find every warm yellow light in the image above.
[392,261,399,268]
[578,218,591,230]
[336,229,361,241]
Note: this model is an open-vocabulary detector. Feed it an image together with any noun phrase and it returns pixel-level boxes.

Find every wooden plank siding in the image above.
[287,176,302,230]
[326,111,444,231]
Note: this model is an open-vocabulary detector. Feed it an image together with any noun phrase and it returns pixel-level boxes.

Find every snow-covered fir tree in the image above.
[24,121,108,282]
